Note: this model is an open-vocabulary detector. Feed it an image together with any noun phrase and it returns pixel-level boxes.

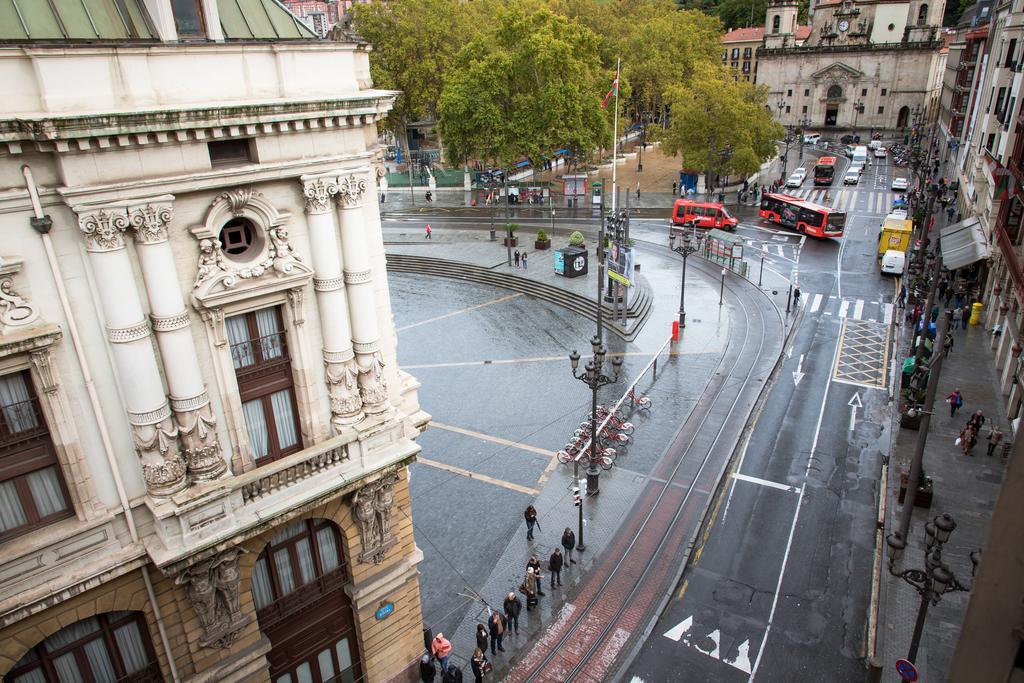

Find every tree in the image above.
[717,0,766,29]
[655,64,782,185]
[437,3,611,169]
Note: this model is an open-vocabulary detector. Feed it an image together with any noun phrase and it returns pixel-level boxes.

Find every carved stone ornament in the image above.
[326,357,363,427]
[358,351,389,413]
[176,547,250,648]
[172,392,226,482]
[129,404,188,497]
[353,473,400,565]
[301,177,339,214]
[128,202,173,244]
[0,264,40,332]
[335,174,367,209]
[78,208,130,252]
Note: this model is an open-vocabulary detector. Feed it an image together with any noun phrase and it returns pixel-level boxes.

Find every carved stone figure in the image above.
[375,475,396,539]
[353,473,400,564]
[176,547,249,648]
[354,486,380,555]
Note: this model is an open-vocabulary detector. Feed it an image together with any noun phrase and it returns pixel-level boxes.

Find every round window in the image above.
[888,23,895,30]
[218,218,262,261]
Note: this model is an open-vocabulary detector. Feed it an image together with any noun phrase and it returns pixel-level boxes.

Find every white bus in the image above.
[852,145,869,166]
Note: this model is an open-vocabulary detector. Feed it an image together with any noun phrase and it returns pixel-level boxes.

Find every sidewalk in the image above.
[878,321,1009,680]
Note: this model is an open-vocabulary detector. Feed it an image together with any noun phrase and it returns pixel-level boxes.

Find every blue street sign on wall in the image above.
[375,601,395,621]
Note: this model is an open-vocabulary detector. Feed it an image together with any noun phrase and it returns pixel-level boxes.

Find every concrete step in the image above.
[385,253,652,341]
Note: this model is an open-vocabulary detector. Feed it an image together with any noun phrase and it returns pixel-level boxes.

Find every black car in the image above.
[840,133,861,144]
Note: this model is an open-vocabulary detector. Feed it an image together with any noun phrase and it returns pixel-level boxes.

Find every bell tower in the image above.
[905,0,945,41]
[765,0,800,49]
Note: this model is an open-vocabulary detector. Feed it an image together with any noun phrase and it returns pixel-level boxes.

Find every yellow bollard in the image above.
[969,301,984,326]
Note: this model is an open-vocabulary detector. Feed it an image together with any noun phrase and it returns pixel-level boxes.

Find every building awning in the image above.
[940,216,990,270]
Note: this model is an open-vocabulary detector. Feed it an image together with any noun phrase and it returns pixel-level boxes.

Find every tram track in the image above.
[508,253,782,682]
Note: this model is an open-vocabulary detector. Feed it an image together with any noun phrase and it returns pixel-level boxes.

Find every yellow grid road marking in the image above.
[833,318,891,389]
[416,457,539,496]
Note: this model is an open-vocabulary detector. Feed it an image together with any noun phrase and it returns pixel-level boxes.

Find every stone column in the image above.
[301,175,364,428]
[335,173,388,414]
[128,199,227,482]
[76,206,187,496]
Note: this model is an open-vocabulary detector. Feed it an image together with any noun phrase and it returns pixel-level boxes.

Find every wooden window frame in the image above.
[170,0,207,39]
[0,370,73,541]
[229,307,303,465]
[8,611,160,683]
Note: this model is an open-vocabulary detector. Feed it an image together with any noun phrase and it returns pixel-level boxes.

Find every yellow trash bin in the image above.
[969,301,984,326]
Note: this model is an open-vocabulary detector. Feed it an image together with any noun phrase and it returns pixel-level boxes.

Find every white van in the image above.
[880,250,906,275]
[869,139,883,150]
[803,133,821,145]
[852,145,869,166]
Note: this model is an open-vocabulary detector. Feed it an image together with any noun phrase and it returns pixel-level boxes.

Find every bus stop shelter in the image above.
[701,229,749,278]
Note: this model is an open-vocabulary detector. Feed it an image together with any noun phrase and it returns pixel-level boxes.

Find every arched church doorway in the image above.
[897,106,911,128]
[252,518,361,683]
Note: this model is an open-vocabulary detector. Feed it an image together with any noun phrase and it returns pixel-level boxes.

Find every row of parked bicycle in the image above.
[557,388,652,470]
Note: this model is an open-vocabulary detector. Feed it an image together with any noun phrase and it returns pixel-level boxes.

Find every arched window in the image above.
[827,84,843,99]
[772,14,781,33]
[252,518,347,626]
[917,4,928,25]
[8,612,159,682]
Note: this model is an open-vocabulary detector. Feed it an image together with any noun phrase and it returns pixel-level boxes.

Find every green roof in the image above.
[0,0,156,40]
[218,0,318,39]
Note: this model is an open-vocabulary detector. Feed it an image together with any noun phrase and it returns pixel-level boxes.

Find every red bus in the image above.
[670,199,738,231]
[814,156,838,185]
[759,193,845,238]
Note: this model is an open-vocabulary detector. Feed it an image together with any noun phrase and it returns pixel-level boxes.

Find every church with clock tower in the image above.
[756,0,949,132]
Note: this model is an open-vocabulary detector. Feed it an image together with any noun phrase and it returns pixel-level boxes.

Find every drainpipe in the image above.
[22,166,180,683]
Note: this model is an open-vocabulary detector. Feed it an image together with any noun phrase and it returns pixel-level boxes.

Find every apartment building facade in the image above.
[0,1,429,681]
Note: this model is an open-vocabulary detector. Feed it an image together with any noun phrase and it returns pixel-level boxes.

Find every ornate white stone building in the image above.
[0,0,429,681]
[757,0,948,131]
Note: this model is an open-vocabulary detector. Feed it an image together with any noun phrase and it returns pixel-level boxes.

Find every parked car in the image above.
[844,170,860,185]
[803,133,821,145]
[892,177,909,191]
[843,145,855,158]
[874,147,887,158]
[841,133,861,144]
[786,168,808,187]
[850,163,865,176]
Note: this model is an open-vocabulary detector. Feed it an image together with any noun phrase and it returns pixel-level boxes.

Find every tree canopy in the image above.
[655,64,782,177]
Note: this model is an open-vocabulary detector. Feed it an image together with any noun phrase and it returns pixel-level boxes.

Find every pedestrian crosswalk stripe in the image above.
[853,300,864,319]
[883,303,894,325]
[838,300,850,318]
[810,293,823,312]
[776,246,785,257]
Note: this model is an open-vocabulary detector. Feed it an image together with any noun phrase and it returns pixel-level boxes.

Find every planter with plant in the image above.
[535,230,551,250]
[568,231,585,247]
[503,223,518,247]
[898,467,934,508]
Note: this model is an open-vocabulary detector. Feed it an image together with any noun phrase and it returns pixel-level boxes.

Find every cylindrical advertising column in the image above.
[129,199,227,482]
[76,205,187,496]
[301,175,364,427]
[335,172,388,415]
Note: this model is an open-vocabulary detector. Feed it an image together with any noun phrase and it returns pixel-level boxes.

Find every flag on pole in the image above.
[601,77,619,110]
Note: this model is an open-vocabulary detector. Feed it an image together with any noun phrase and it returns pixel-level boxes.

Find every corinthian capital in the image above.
[77,207,131,252]
[335,174,367,209]
[301,176,339,214]
[129,202,174,244]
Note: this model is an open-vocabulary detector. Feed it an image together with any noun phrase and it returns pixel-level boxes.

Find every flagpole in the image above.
[611,58,620,213]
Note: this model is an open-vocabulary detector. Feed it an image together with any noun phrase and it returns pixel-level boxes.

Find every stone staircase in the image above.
[385,253,653,341]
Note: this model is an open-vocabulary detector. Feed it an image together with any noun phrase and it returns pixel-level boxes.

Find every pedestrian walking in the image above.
[442,665,463,683]
[521,252,528,270]
[636,181,641,201]
[488,611,506,654]
[503,592,521,634]
[425,224,432,239]
[524,505,538,541]
[969,410,985,431]
[561,527,577,565]
[672,181,677,196]
[527,555,546,595]
[548,548,564,588]
[987,426,1005,456]
[514,250,520,268]
[943,332,954,355]
[947,388,963,417]
[952,306,963,329]
[960,423,975,456]
[793,286,801,307]
[475,623,489,655]
[431,632,452,673]
[421,654,437,683]
[523,568,538,610]
[470,649,487,683]
[962,305,970,330]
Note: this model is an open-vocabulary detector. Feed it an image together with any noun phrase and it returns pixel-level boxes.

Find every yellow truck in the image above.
[877,214,913,256]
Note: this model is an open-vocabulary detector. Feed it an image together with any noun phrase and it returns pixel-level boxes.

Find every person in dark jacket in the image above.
[420,654,436,682]
[470,648,486,683]
[442,665,463,683]
[504,592,522,634]
[524,505,538,541]
[526,556,546,595]
[561,527,577,565]
[475,623,489,655]
[548,548,564,588]
[488,611,506,654]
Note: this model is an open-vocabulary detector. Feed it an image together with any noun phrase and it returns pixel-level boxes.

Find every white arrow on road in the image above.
[664,616,693,642]
[848,392,863,432]
[792,354,805,386]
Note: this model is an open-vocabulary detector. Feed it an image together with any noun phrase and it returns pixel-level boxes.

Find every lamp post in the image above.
[719,267,727,305]
[671,225,703,329]
[799,116,811,159]
[569,338,622,504]
[886,513,978,668]
[853,100,864,134]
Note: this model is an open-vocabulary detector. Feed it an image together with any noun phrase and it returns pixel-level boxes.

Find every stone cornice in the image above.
[0,93,398,153]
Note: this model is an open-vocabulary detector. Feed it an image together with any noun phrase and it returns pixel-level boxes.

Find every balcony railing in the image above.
[0,397,47,451]
[996,221,1024,300]
[256,565,348,630]
[235,432,353,503]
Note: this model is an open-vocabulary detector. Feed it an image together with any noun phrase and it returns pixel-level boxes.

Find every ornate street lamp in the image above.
[671,225,704,329]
